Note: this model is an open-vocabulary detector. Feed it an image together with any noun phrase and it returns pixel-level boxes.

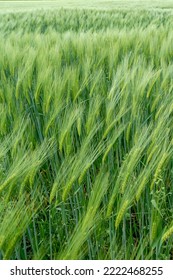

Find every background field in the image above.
[0,0,173,260]
[0,0,173,12]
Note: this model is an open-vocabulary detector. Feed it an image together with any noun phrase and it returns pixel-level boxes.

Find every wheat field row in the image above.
[0,5,173,260]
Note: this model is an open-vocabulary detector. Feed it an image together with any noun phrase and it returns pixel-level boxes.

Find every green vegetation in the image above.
[0,1,173,260]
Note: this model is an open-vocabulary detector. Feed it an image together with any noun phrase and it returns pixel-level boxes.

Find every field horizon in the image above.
[0,0,173,11]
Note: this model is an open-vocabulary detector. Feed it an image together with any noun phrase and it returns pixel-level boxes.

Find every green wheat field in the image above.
[0,0,173,260]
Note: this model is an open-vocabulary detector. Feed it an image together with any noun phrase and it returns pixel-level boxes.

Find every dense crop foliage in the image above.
[0,4,173,260]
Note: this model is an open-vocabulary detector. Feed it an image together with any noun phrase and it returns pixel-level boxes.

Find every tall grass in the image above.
[0,5,173,260]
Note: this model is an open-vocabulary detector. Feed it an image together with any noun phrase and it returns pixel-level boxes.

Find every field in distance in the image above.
[0,0,173,12]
